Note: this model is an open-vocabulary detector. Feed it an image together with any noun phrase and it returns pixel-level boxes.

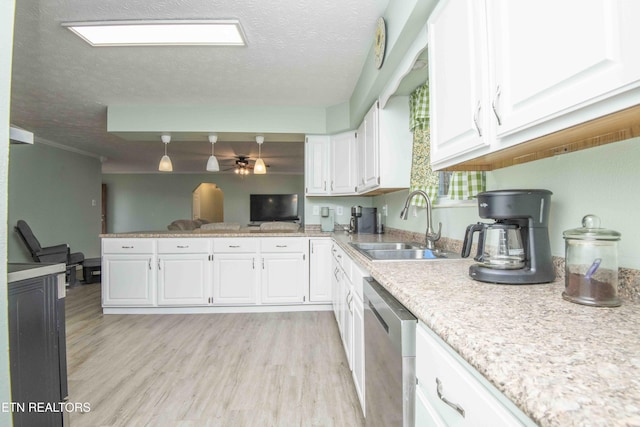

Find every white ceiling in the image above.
[10,0,389,174]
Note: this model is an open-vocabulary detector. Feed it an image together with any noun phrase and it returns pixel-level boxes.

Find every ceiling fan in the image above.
[222,155,270,174]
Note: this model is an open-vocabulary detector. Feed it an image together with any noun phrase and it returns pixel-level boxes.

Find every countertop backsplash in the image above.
[376,227,640,303]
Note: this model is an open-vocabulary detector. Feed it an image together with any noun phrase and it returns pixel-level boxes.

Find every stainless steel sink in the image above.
[349,242,461,261]
[350,242,423,251]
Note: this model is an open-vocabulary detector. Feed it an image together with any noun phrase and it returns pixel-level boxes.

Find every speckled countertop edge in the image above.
[331,232,640,427]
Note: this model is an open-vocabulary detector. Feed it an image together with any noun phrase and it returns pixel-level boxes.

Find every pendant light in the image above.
[158,134,173,172]
[206,134,220,172]
[254,135,266,174]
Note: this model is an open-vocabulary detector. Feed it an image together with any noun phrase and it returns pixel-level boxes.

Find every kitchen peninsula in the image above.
[100,229,640,426]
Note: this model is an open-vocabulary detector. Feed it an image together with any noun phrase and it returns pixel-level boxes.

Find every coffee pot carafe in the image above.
[462,222,525,270]
[461,189,555,284]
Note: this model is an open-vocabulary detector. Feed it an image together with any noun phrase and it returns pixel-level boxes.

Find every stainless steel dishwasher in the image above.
[364,277,417,427]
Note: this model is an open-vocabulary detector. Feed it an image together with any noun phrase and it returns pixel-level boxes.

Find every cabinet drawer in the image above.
[260,238,305,253]
[416,324,532,426]
[213,238,258,253]
[103,239,154,254]
[157,238,210,254]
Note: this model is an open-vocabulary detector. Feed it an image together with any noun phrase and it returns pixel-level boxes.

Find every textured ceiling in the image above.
[10,0,389,174]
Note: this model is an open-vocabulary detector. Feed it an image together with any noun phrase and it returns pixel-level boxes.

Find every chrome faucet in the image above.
[400,190,442,250]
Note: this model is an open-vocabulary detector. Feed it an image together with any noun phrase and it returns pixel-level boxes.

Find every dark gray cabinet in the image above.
[8,264,67,427]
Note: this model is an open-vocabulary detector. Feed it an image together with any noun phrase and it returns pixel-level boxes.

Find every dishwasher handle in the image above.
[368,300,389,334]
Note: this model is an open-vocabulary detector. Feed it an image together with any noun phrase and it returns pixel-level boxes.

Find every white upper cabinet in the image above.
[330,131,358,194]
[357,96,412,194]
[428,0,491,166]
[304,135,330,195]
[357,102,379,193]
[487,0,640,143]
[429,0,640,170]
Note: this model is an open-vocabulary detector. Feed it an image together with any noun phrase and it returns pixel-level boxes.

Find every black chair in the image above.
[15,219,85,285]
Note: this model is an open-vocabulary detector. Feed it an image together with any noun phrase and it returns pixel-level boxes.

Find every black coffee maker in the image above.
[350,206,377,234]
[462,189,555,284]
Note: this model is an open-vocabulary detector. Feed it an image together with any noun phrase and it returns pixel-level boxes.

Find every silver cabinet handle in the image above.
[491,85,502,126]
[229,245,240,248]
[121,245,134,249]
[148,259,151,270]
[436,377,465,418]
[275,245,287,248]
[473,101,482,137]
[177,245,189,249]
[157,259,161,270]
[323,181,327,191]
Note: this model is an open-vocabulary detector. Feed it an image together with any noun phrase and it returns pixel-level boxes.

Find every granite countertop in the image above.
[100,229,330,238]
[331,232,640,427]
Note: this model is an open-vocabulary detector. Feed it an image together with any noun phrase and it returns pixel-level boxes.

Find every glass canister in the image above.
[562,215,621,307]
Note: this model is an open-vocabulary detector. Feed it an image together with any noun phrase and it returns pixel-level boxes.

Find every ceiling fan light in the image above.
[159,155,173,172]
[206,155,220,172]
[254,158,266,174]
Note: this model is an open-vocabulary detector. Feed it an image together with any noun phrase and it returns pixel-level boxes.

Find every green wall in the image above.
[102,173,304,232]
[375,137,640,270]
[8,143,103,262]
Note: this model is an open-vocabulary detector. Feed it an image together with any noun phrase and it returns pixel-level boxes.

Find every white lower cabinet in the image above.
[351,262,367,414]
[157,254,210,306]
[416,322,536,426]
[102,255,155,306]
[102,237,314,310]
[156,239,212,306]
[212,254,258,305]
[261,253,306,304]
[331,243,366,415]
[309,239,332,302]
[260,238,308,304]
[102,238,156,307]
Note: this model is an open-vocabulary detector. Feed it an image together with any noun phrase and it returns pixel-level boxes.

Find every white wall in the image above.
[375,137,640,269]
[102,173,304,232]
[304,196,374,229]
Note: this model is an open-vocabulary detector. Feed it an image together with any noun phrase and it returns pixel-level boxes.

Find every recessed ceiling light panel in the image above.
[62,19,247,47]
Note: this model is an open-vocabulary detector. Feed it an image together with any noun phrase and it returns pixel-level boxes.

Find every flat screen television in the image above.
[250,194,299,222]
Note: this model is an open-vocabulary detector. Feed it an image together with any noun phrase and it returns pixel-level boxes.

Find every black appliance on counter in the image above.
[350,206,378,234]
[461,189,555,284]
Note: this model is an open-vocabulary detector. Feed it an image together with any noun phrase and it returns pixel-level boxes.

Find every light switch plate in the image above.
[336,206,343,216]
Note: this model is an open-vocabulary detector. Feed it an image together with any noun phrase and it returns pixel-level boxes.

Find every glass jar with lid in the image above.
[562,215,621,307]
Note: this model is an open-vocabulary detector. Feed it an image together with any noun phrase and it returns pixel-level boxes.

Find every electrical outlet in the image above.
[312,206,320,215]
[382,204,388,216]
[336,206,343,216]
[91,199,97,207]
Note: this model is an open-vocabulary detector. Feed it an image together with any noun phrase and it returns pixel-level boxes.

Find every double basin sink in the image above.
[349,242,461,261]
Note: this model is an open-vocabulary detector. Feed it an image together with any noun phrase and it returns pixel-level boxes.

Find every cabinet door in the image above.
[487,0,640,142]
[309,239,332,302]
[428,0,491,167]
[330,131,358,194]
[331,255,341,325]
[358,103,380,192]
[157,254,210,306]
[261,253,306,304]
[305,135,330,195]
[352,293,365,413]
[213,254,258,304]
[102,255,155,306]
[340,280,353,370]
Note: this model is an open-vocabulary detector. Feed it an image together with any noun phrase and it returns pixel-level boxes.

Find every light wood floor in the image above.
[65,283,365,427]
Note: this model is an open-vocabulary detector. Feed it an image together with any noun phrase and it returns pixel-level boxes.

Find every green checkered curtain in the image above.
[447,171,486,200]
[409,81,439,206]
